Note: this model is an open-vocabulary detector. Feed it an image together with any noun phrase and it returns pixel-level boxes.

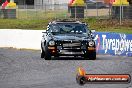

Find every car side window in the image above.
[84,26,90,35]
[52,25,60,33]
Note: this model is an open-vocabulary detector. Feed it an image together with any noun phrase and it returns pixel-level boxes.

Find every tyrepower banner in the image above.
[95,32,132,57]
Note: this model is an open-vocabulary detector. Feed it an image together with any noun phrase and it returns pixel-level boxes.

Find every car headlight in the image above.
[49,40,55,46]
[89,41,94,47]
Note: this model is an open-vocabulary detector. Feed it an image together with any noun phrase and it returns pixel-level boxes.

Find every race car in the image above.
[41,20,96,60]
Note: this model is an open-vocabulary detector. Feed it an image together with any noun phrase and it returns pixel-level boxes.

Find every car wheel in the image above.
[44,47,51,60]
[88,52,96,60]
[41,47,45,58]
[44,51,51,60]
[84,52,96,60]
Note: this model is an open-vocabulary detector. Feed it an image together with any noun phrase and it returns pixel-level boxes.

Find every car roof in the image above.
[49,20,87,25]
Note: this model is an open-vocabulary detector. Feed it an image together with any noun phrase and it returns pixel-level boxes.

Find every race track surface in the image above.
[0,48,132,88]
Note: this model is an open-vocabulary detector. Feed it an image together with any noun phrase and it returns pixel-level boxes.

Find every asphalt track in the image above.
[0,48,132,88]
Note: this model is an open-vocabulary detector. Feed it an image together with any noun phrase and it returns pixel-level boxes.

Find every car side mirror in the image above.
[42,30,47,37]
[90,30,96,38]
[91,30,96,33]
[42,30,47,34]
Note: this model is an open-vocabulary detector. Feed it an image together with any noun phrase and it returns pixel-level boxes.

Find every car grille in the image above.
[63,43,80,47]
[62,41,81,49]
[56,41,85,55]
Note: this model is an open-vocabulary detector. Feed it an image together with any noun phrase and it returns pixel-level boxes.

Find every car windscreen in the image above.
[50,23,89,35]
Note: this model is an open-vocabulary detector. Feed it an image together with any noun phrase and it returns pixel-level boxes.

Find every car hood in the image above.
[52,34,90,41]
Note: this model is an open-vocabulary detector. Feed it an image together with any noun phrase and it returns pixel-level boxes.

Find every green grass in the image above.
[0,18,132,34]
[1,9,131,34]
[95,27,132,34]
[0,9,69,29]
[0,19,50,30]
[16,10,68,20]
[82,18,132,34]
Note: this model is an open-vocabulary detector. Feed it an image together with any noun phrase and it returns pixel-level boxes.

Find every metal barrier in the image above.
[0,3,111,19]
[0,3,132,25]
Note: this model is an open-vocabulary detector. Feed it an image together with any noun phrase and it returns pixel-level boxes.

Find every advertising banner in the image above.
[95,32,132,56]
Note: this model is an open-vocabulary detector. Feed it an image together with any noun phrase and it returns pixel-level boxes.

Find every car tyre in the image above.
[88,52,96,60]
[44,46,52,60]
[41,47,45,58]
[44,51,51,60]
[84,52,96,60]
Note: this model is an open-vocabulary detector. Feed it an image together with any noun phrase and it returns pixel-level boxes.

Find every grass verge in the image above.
[0,18,132,34]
